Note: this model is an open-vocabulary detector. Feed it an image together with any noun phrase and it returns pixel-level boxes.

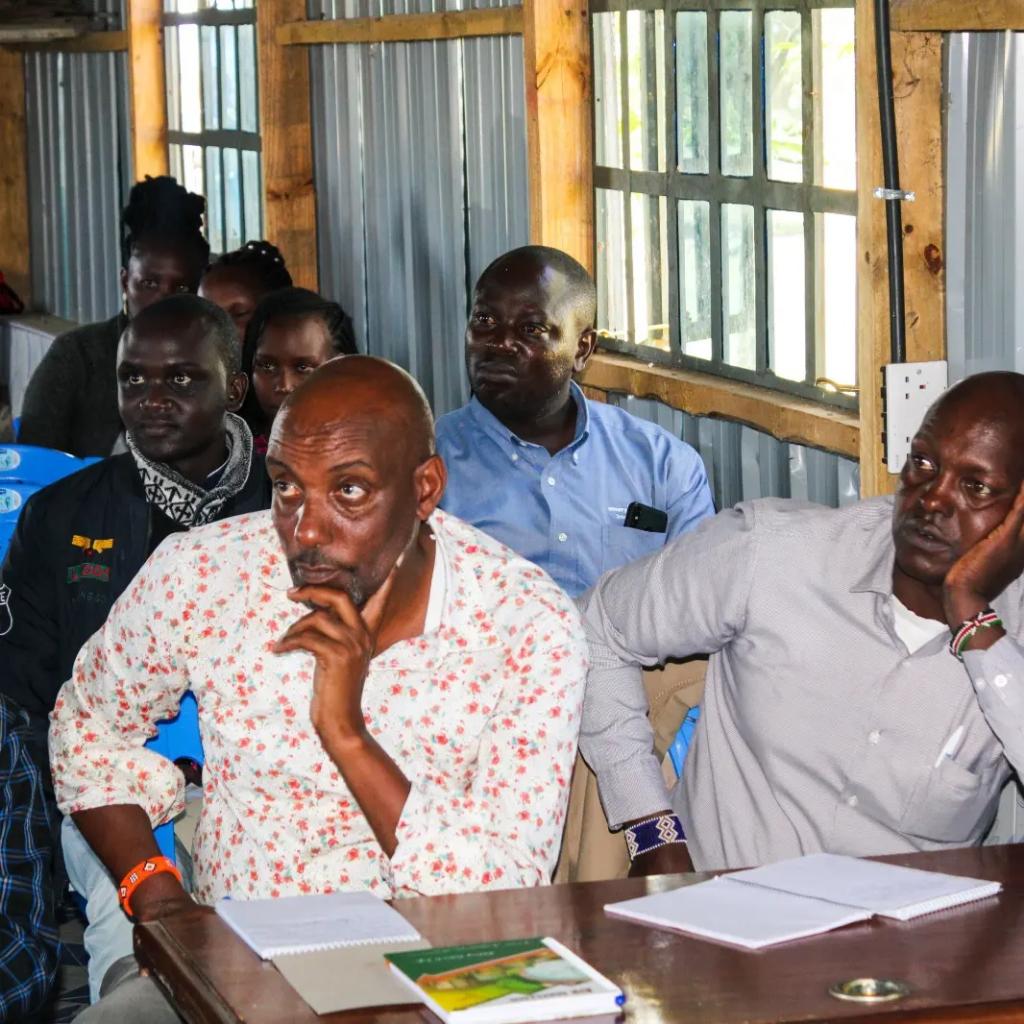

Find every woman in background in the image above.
[198,240,292,342]
[241,287,357,452]
[20,176,209,457]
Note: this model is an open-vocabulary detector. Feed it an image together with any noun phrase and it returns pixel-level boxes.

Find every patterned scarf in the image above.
[127,413,254,527]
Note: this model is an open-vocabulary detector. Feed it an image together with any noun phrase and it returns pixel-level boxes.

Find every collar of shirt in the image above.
[849,504,897,597]
[464,380,591,461]
[264,510,500,658]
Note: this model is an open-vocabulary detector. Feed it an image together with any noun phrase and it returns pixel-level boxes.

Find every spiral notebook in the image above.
[215,890,422,960]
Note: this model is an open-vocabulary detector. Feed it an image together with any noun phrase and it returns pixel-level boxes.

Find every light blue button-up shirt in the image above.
[436,383,714,596]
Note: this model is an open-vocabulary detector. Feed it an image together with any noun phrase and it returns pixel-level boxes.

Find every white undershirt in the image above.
[891,596,947,653]
[422,531,447,635]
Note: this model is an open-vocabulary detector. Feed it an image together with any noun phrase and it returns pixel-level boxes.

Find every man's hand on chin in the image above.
[628,842,695,878]
[274,567,399,746]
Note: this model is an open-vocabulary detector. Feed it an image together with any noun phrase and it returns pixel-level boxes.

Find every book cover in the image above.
[386,937,622,1023]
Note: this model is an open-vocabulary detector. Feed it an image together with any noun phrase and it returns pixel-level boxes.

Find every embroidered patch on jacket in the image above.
[71,535,114,556]
[68,536,115,584]
[67,564,111,584]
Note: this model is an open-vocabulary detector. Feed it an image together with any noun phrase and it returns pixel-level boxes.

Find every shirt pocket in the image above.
[899,757,1002,844]
[600,523,666,577]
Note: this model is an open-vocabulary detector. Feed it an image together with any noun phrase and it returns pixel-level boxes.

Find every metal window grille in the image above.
[592,0,857,410]
[163,0,262,255]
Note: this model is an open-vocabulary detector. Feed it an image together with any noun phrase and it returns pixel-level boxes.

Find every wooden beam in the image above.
[891,0,1024,32]
[0,48,31,306]
[0,19,89,44]
[855,6,946,496]
[127,0,168,179]
[581,353,860,458]
[257,0,318,291]
[5,30,128,54]
[277,7,523,46]
[523,0,593,272]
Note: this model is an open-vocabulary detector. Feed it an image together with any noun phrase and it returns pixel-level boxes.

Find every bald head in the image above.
[476,245,596,327]
[892,370,1024,601]
[924,372,1024,441]
[272,355,435,464]
[266,355,445,607]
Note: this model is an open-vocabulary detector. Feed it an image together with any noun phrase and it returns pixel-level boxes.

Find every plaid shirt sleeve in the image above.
[0,696,58,1021]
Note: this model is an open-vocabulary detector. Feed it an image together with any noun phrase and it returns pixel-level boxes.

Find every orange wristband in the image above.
[118,856,182,918]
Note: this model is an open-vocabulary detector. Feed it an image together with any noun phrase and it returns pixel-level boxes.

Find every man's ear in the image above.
[226,371,249,413]
[119,266,129,295]
[415,454,448,520]
[573,327,599,373]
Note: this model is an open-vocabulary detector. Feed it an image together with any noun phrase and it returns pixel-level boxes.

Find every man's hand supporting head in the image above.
[892,371,1024,646]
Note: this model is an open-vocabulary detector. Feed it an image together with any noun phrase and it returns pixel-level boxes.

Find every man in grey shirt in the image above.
[579,371,1024,874]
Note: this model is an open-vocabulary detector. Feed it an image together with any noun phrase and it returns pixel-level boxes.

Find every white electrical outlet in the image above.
[883,360,948,474]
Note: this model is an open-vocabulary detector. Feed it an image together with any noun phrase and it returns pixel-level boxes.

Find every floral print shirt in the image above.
[50,510,587,902]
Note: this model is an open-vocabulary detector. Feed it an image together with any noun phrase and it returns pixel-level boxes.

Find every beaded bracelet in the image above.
[624,812,687,860]
[118,855,182,918]
[949,607,1003,661]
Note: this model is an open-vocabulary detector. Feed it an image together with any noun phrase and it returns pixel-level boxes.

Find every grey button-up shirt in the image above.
[578,497,1024,870]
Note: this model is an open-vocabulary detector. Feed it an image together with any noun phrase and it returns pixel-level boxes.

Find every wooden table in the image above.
[135,845,1024,1024]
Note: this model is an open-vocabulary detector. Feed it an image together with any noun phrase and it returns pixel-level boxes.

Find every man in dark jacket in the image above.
[0,294,271,796]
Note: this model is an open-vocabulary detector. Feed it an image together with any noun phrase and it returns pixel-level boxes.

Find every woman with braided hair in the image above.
[198,240,293,341]
[20,176,209,457]
[240,286,358,452]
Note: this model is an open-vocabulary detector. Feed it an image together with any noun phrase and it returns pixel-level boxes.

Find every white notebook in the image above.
[215,890,422,960]
[605,853,1001,950]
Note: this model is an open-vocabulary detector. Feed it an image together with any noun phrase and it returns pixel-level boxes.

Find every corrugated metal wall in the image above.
[307,1,855,507]
[308,0,528,418]
[946,32,1024,381]
[608,395,859,511]
[24,0,130,325]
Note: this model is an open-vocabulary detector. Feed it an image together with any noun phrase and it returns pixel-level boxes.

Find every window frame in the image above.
[163,3,263,253]
[591,0,858,412]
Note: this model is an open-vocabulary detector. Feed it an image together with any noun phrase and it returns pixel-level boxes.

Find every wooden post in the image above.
[127,0,168,179]
[522,0,593,272]
[855,3,945,497]
[257,0,318,291]
[0,48,31,306]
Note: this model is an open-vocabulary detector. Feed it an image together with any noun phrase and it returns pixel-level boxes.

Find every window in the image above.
[163,0,262,255]
[592,2,857,408]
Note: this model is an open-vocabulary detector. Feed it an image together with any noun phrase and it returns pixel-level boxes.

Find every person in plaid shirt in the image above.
[0,693,58,1021]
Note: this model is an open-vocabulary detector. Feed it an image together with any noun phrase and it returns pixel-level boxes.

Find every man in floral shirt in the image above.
[52,355,588,1022]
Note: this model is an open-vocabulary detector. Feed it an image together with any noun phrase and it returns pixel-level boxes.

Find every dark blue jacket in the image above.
[0,451,271,786]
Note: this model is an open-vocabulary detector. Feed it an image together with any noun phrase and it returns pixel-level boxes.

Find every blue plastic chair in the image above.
[145,692,204,862]
[0,444,84,485]
[0,481,42,554]
[0,446,98,561]
[668,705,701,779]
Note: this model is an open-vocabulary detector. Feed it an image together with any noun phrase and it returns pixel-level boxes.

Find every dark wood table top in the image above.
[135,845,1024,1024]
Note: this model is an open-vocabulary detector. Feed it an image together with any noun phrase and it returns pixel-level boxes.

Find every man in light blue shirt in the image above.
[437,246,714,597]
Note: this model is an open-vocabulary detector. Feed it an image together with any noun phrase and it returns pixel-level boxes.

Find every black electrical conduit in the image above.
[873,0,907,365]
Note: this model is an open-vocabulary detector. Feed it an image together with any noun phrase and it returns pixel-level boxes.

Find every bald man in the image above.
[437,246,714,598]
[581,372,1024,876]
[52,356,587,1022]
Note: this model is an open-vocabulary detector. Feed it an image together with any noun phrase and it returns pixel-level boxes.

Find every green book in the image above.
[385,937,623,1024]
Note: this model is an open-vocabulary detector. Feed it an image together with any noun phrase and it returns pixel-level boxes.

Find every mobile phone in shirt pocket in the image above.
[900,756,1003,844]
[600,523,666,576]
